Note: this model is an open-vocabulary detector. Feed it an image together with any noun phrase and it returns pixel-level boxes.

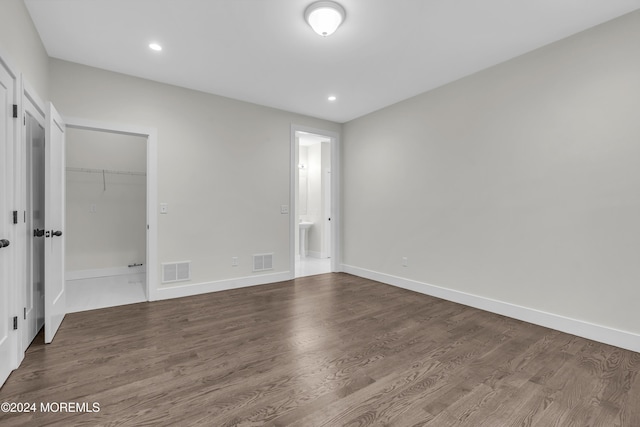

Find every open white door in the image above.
[0,56,17,386]
[323,167,332,259]
[44,102,66,343]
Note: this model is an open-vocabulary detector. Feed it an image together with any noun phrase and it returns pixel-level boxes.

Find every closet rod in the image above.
[66,167,146,177]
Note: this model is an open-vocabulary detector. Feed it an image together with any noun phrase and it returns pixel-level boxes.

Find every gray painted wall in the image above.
[50,58,341,286]
[342,11,640,334]
[0,0,49,99]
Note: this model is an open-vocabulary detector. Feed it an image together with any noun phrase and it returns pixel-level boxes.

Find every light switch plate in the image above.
[160,203,168,214]
[280,205,289,214]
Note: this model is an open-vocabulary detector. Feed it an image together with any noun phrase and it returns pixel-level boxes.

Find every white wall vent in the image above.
[162,261,191,283]
[253,253,274,272]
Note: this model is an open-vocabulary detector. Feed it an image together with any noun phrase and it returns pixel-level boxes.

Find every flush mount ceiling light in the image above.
[328,95,337,101]
[304,1,346,37]
[149,43,162,51]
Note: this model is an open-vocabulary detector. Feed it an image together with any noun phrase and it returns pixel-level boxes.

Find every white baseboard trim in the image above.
[341,264,640,354]
[154,271,292,301]
[66,265,146,281]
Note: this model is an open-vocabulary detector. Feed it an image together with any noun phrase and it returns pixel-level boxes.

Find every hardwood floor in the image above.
[1,273,639,426]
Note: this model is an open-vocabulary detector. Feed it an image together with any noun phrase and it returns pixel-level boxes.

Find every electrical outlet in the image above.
[402,257,408,267]
[281,205,289,214]
[231,257,239,267]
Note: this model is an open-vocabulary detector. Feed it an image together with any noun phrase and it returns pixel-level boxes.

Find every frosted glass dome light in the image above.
[305,1,346,37]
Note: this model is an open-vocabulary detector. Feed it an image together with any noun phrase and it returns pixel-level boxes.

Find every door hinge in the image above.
[24,307,26,320]
[13,211,18,224]
[13,316,18,330]
[13,104,18,118]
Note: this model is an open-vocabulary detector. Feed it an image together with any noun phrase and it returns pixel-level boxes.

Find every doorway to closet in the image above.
[64,127,147,312]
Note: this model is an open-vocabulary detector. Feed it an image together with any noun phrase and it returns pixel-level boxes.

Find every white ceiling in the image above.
[25,0,640,123]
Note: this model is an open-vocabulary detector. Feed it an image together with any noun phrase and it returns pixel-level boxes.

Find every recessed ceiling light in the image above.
[328,95,337,101]
[149,43,162,51]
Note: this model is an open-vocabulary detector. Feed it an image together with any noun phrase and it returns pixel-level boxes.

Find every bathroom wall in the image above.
[298,146,309,217]
[305,143,323,256]
[65,128,147,273]
[321,141,331,258]
[294,142,303,258]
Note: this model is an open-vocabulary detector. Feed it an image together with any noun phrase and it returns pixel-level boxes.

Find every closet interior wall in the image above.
[65,128,147,276]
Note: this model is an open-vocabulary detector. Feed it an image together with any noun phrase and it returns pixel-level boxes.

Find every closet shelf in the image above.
[66,167,146,177]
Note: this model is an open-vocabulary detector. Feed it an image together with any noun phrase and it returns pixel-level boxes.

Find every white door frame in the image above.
[289,124,341,277]
[63,117,158,301]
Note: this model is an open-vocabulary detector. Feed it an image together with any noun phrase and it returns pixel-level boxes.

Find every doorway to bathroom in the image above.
[64,125,149,312]
[293,128,336,278]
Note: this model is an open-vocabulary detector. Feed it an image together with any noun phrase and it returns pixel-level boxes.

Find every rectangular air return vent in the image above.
[253,253,273,272]
[162,261,191,283]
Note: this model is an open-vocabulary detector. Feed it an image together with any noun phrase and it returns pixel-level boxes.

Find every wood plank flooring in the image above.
[1,273,639,426]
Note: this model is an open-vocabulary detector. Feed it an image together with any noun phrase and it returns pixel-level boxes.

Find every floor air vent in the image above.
[253,253,273,272]
[162,261,191,283]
